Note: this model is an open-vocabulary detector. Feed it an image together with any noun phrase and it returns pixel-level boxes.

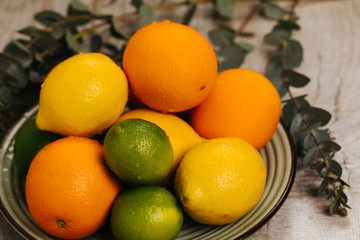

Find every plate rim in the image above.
[234,118,296,240]
[0,105,297,240]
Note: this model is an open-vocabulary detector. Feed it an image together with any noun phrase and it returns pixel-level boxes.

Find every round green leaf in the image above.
[0,85,12,111]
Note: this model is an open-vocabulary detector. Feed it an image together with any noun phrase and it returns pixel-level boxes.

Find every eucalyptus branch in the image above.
[261,0,350,216]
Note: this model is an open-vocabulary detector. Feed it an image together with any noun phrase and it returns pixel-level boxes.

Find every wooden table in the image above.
[0,0,359,239]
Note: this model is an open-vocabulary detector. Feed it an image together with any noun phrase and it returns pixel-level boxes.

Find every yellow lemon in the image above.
[36,53,128,137]
[174,137,267,225]
[118,108,203,186]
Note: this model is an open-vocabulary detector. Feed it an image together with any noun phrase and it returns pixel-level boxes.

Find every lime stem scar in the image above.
[57,220,66,228]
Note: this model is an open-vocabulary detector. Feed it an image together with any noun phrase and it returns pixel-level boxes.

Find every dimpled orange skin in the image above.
[191,68,281,150]
[25,136,121,239]
[122,20,218,113]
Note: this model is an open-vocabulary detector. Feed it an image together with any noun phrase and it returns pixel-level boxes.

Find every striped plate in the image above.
[0,105,296,240]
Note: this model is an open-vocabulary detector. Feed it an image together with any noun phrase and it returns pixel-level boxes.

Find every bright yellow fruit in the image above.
[118,108,203,186]
[36,53,128,137]
[174,137,267,225]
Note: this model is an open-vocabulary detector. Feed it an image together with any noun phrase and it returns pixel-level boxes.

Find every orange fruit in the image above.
[191,68,281,150]
[25,136,121,239]
[122,20,218,113]
[118,108,203,186]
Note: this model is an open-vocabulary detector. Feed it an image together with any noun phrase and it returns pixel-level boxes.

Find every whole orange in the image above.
[25,136,121,239]
[122,20,218,113]
[191,68,281,150]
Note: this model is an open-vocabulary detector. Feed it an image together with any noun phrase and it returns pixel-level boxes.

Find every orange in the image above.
[122,20,218,113]
[118,108,203,186]
[25,136,121,239]
[191,68,281,150]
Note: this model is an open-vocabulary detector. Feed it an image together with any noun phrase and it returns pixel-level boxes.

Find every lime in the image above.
[13,119,61,177]
[103,118,173,185]
[118,108,203,186]
[110,185,183,240]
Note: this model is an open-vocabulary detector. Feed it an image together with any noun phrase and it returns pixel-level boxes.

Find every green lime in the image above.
[13,119,61,177]
[103,118,173,185]
[110,185,183,240]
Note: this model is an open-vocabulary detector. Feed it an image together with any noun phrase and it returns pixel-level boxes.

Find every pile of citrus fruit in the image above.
[13,20,281,240]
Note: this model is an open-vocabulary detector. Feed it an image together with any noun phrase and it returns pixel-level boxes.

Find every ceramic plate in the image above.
[0,105,296,240]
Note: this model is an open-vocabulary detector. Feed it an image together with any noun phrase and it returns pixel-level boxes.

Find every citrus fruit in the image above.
[174,137,267,225]
[104,118,173,185]
[36,52,128,137]
[25,136,121,239]
[110,185,183,240]
[122,20,218,113]
[191,68,281,150]
[118,108,203,186]
[13,119,61,177]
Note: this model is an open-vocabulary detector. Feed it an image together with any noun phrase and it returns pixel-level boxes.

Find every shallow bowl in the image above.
[0,105,296,240]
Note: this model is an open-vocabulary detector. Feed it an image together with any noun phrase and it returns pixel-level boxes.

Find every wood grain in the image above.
[0,0,359,239]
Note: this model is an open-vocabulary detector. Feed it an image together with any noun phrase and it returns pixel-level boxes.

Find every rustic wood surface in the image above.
[0,0,359,239]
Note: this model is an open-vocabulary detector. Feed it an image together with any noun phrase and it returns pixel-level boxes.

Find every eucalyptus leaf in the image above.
[182,4,196,25]
[282,95,309,125]
[5,60,28,88]
[264,30,291,46]
[65,29,82,51]
[34,11,64,26]
[318,178,328,195]
[300,106,331,126]
[18,26,40,37]
[215,0,233,18]
[238,31,254,37]
[70,0,90,14]
[139,4,156,24]
[282,69,310,87]
[219,45,245,70]
[4,41,33,68]
[303,128,331,151]
[274,19,300,31]
[327,159,342,178]
[329,199,340,215]
[303,144,319,165]
[0,85,12,111]
[235,42,253,52]
[290,113,306,148]
[263,2,286,20]
[298,122,322,138]
[279,40,303,69]
[265,57,281,80]
[51,24,65,39]
[314,162,326,176]
[208,29,234,47]
[90,34,102,52]
[271,73,287,98]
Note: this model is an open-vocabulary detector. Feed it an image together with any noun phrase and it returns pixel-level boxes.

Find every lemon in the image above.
[103,118,173,185]
[36,52,128,137]
[110,186,183,240]
[13,119,61,177]
[118,108,203,186]
[174,137,267,225]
